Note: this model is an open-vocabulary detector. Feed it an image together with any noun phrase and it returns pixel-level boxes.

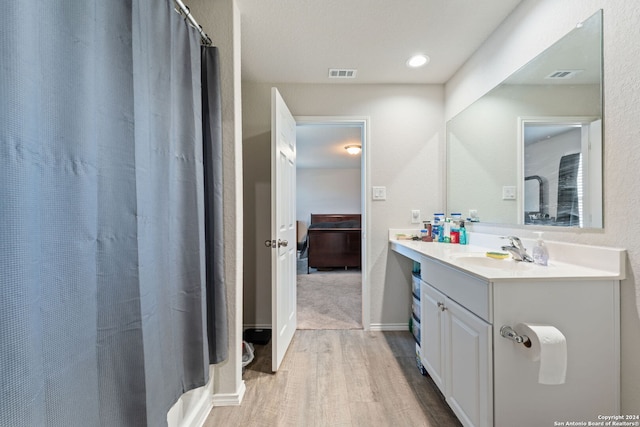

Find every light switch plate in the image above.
[372,186,386,201]
[502,186,517,200]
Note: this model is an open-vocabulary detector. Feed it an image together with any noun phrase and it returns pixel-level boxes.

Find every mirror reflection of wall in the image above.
[446,10,603,229]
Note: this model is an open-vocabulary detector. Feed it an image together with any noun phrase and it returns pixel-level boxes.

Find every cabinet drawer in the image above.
[420,257,491,322]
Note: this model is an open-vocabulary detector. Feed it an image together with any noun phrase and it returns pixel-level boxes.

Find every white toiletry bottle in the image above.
[532,231,549,266]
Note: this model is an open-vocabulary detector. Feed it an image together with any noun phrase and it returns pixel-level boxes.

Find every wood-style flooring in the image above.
[203,329,461,427]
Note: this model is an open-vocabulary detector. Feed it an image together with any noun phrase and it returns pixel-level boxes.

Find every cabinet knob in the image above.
[437,302,447,311]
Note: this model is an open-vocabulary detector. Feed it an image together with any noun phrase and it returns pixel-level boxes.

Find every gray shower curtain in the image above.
[202,46,228,364]
[0,1,219,426]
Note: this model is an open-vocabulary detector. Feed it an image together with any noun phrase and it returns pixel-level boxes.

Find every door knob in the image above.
[278,239,288,248]
[264,239,277,248]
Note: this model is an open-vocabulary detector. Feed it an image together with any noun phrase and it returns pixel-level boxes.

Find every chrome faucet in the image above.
[501,236,533,262]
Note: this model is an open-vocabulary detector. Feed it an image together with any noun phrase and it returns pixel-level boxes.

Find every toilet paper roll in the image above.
[515,323,567,385]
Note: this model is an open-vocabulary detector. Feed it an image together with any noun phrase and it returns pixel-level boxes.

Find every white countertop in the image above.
[389,231,626,282]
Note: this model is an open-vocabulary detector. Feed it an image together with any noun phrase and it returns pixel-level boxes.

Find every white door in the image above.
[445,298,492,427]
[269,88,297,372]
[421,282,446,392]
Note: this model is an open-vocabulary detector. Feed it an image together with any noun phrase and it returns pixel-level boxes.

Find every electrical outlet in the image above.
[411,209,421,224]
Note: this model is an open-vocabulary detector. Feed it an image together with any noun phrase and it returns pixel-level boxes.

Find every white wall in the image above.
[188,0,246,411]
[446,0,640,412]
[296,168,361,225]
[243,83,444,328]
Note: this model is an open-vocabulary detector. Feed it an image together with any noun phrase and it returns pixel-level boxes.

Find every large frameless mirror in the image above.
[446,10,603,228]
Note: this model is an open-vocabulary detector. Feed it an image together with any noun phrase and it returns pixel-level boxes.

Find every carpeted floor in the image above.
[296,258,362,330]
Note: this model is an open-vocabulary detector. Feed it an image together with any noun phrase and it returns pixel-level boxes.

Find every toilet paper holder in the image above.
[500,325,532,347]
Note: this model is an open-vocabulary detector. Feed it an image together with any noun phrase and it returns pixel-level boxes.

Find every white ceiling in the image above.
[296,124,363,169]
[504,11,602,85]
[233,0,523,168]
[235,0,522,85]
[524,124,582,146]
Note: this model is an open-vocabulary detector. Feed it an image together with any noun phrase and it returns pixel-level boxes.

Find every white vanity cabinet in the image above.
[417,255,620,427]
[420,258,493,427]
[491,279,620,426]
[390,234,624,427]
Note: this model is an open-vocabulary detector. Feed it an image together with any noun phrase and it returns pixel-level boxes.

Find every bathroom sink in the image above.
[452,254,535,271]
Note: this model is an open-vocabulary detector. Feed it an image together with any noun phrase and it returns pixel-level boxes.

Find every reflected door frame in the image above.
[517,116,602,228]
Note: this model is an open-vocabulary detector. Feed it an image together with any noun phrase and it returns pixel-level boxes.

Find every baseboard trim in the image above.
[212,380,246,407]
[167,379,213,427]
[183,392,213,427]
[369,323,409,331]
[246,324,407,332]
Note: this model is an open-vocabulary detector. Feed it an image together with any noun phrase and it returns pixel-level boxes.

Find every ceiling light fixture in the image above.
[406,54,430,68]
[345,145,361,155]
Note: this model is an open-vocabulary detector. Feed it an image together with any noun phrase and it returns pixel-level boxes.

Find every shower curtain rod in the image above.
[174,0,213,46]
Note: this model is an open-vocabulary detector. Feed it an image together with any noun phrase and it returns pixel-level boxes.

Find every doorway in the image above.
[518,117,602,228]
[294,117,369,330]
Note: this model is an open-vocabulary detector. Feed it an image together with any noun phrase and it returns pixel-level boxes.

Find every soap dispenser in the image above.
[532,231,549,266]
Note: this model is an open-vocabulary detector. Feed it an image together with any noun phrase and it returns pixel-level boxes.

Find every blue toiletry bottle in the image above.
[432,213,443,240]
[432,224,439,241]
[459,221,467,245]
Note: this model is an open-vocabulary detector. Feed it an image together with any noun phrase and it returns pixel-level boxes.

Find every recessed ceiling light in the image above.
[406,54,430,68]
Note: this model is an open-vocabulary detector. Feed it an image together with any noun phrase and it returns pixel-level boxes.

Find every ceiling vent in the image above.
[328,68,357,79]
[545,69,583,80]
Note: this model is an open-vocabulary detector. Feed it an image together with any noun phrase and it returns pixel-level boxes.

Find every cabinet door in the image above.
[445,298,492,427]
[421,282,446,393]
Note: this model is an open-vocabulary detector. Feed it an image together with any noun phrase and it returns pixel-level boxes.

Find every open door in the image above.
[266,88,297,372]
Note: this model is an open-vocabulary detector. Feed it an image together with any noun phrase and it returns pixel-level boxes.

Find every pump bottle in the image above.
[532,231,549,266]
